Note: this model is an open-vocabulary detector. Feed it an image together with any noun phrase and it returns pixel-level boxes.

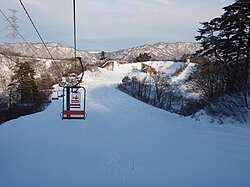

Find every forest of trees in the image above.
[118,72,204,116]
[3,61,51,119]
[0,60,53,124]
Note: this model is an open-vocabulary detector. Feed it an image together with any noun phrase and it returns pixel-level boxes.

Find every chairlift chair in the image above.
[58,87,64,97]
[61,85,86,119]
[52,89,59,100]
[60,1,87,120]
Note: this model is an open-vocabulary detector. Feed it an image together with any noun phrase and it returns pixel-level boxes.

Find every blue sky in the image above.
[0,0,234,51]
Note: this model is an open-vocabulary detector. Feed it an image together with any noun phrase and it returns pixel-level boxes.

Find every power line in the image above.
[18,16,120,51]
[0,51,18,63]
[0,9,39,57]
[18,0,54,60]
[17,17,120,51]
[18,0,64,80]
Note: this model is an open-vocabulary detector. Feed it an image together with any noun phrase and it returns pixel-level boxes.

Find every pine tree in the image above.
[195,0,250,105]
[12,61,38,103]
[136,53,151,62]
[100,51,106,60]
[220,0,250,93]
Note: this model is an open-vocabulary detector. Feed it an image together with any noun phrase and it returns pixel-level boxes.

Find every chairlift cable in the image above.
[73,0,77,69]
[0,51,18,63]
[72,0,84,87]
[0,9,40,58]
[18,0,65,81]
[19,0,54,60]
[1,7,62,84]
[61,0,87,120]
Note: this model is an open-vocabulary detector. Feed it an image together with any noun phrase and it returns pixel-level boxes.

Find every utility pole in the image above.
[6,9,20,42]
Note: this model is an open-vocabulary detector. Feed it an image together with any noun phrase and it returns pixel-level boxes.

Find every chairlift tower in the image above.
[6,9,21,42]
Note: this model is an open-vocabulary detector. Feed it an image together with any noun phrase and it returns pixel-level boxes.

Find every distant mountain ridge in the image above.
[0,42,97,62]
[0,42,200,62]
[106,42,201,61]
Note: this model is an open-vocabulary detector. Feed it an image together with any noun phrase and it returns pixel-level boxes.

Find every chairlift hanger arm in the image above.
[74,57,84,87]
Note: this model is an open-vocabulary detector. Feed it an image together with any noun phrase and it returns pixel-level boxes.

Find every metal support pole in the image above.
[66,87,71,111]
[73,0,77,70]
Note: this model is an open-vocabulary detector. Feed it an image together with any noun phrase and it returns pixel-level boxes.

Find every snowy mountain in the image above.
[0,67,250,187]
[0,42,97,62]
[106,42,201,61]
[0,42,200,63]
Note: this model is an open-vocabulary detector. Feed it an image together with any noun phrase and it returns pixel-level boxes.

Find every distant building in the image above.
[101,60,117,71]
[101,60,140,72]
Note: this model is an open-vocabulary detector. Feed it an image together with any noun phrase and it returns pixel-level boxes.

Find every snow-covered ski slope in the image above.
[1,67,250,187]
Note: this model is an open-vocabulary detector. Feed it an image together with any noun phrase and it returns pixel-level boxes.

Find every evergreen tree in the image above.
[195,0,250,105]
[100,51,106,60]
[136,53,151,62]
[12,61,38,103]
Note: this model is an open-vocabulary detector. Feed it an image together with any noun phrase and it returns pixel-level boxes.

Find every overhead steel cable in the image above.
[0,9,39,57]
[0,51,18,63]
[18,0,54,60]
[72,0,84,87]
[73,0,77,71]
[18,0,65,81]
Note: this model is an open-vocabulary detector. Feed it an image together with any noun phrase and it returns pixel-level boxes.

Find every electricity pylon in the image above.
[6,9,21,42]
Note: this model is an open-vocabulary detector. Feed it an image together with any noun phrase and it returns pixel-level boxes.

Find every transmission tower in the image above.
[6,9,21,42]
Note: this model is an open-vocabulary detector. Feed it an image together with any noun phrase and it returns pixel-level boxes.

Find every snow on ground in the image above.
[143,61,185,75]
[172,63,196,84]
[113,62,142,73]
[0,67,250,187]
[114,61,196,86]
